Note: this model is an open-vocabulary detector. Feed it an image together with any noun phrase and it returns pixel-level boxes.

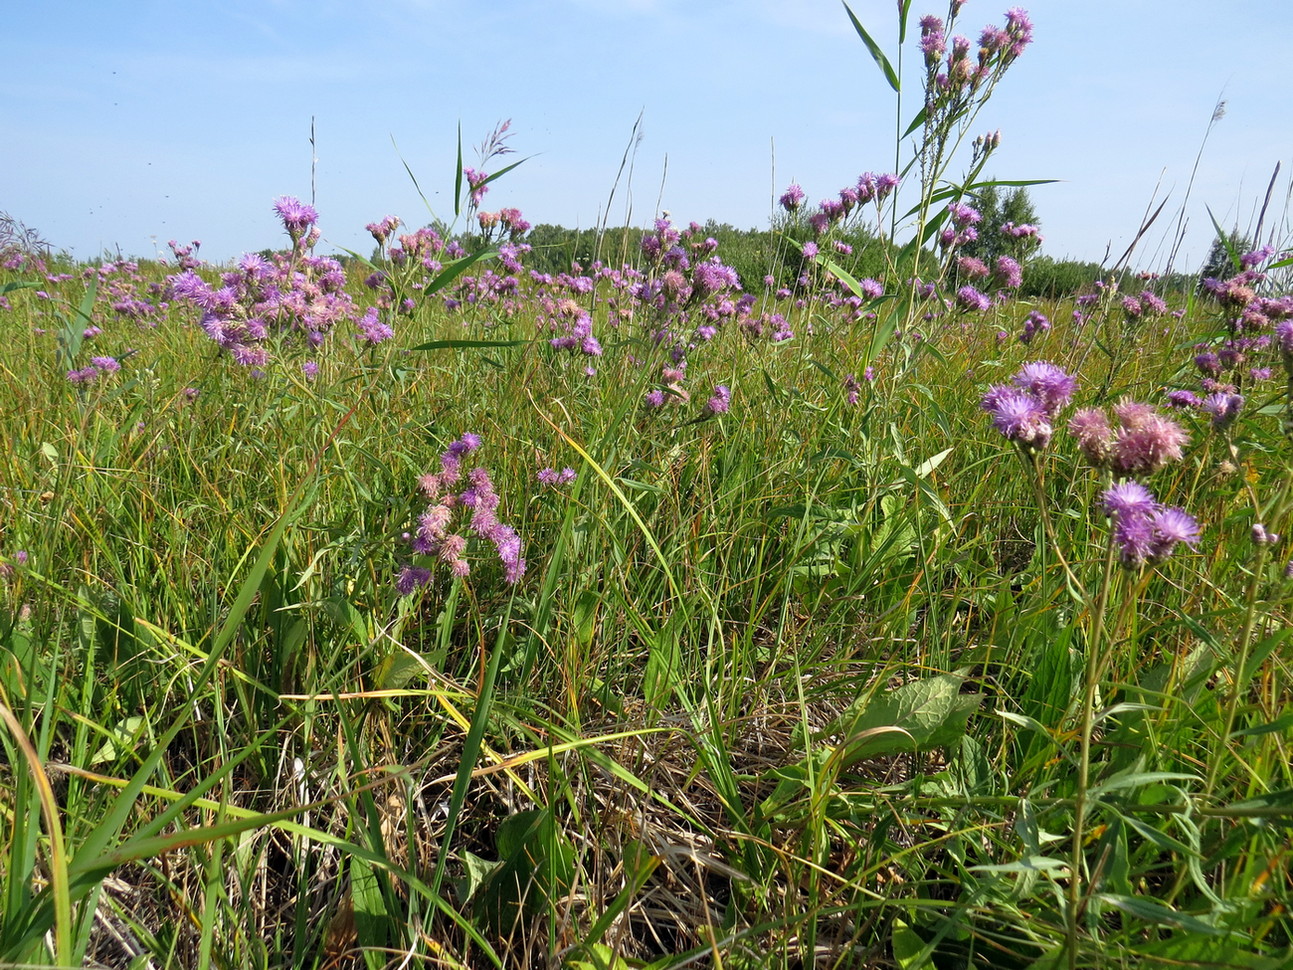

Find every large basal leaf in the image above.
[832,673,982,764]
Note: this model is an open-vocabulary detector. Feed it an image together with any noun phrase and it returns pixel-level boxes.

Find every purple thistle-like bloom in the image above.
[1020,310,1050,345]
[994,255,1023,289]
[90,355,121,373]
[1110,411,1189,476]
[947,202,981,227]
[1276,320,1293,357]
[1166,389,1202,409]
[802,241,819,259]
[859,277,884,299]
[1102,480,1157,518]
[919,15,946,62]
[449,433,482,456]
[356,307,395,344]
[982,386,1052,449]
[273,196,318,240]
[396,565,433,595]
[1069,407,1114,465]
[1148,506,1201,559]
[1112,508,1158,567]
[537,467,577,487]
[956,285,991,311]
[1012,361,1076,415]
[705,384,731,416]
[1201,391,1244,429]
[779,183,805,212]
[366,215,401,245]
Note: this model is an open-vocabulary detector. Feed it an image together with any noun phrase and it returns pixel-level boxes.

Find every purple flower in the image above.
[1147,506,1201,558]
[1102,481,1157,519]
[1201,392,1244,429]
[356,307,394,344]
[537,467,577,487]
[396,565,433,595]
[1275,320,1293,357]
[947,202,981,228]
[90,356,121,373]
[273,196,318,241]
[1111,507,1157,567]
[302,360,319,380]
[1108,402,1189,476]
[1069,408,1114,466]
[704,384,731,416]
[366,215,401,245]
[779,183,806,212]
[994,255,1022,289]
[956,285,991,312]
[801,241,818,260]
[1101,483,1199,568]
[1012,361,1076,415]
[1019,310,1050,345]
[982,386,1052,450]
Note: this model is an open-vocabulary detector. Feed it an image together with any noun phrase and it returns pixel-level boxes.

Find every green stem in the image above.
[1066,530,1118,970]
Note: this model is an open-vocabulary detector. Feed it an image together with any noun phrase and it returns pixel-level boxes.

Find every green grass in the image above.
[0,244,1290,969]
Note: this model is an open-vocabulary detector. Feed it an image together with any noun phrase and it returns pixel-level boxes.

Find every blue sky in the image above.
[4,1,1290,269]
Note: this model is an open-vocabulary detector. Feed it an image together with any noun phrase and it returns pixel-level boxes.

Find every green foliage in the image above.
[961,182,1043,264]
[1199,227,1253,283]
[1020,254,1106,297]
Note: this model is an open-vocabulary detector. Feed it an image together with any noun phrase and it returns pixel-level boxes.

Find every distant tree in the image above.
[1198,229,1251,285]
[962,183,1042,264]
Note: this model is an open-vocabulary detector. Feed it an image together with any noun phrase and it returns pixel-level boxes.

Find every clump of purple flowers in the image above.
[704,384,731,416]
[1019,310,1049,344]
[981,361,1076,453]
[537,467,577,487]
[1069,400,1189,476]
[67,355,122,384]
[397,434,525,593]
[1102,481,1200,569]
[167,199,379,368]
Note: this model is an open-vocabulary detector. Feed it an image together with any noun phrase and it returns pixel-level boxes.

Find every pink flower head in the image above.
[779,183,805,212]
[273,196,318,241]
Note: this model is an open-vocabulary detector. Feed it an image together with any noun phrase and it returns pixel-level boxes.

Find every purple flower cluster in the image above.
[1069,400,1189,476]
[537,467,577,487]
[1102,482,1200,569]
[981,361,1075,452]
[365,215,401,247]
[167,200,377,367]
[273,196,318,244]
[1170,250,1293,429]
[67,355,121,384]
[704,384,731,416]
[398,434,525,593]
[940,202,981,250]
[1019,310,1049,345]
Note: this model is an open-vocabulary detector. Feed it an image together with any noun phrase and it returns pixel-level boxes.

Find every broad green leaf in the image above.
[831,673,981,763]
[842,2,900,92]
